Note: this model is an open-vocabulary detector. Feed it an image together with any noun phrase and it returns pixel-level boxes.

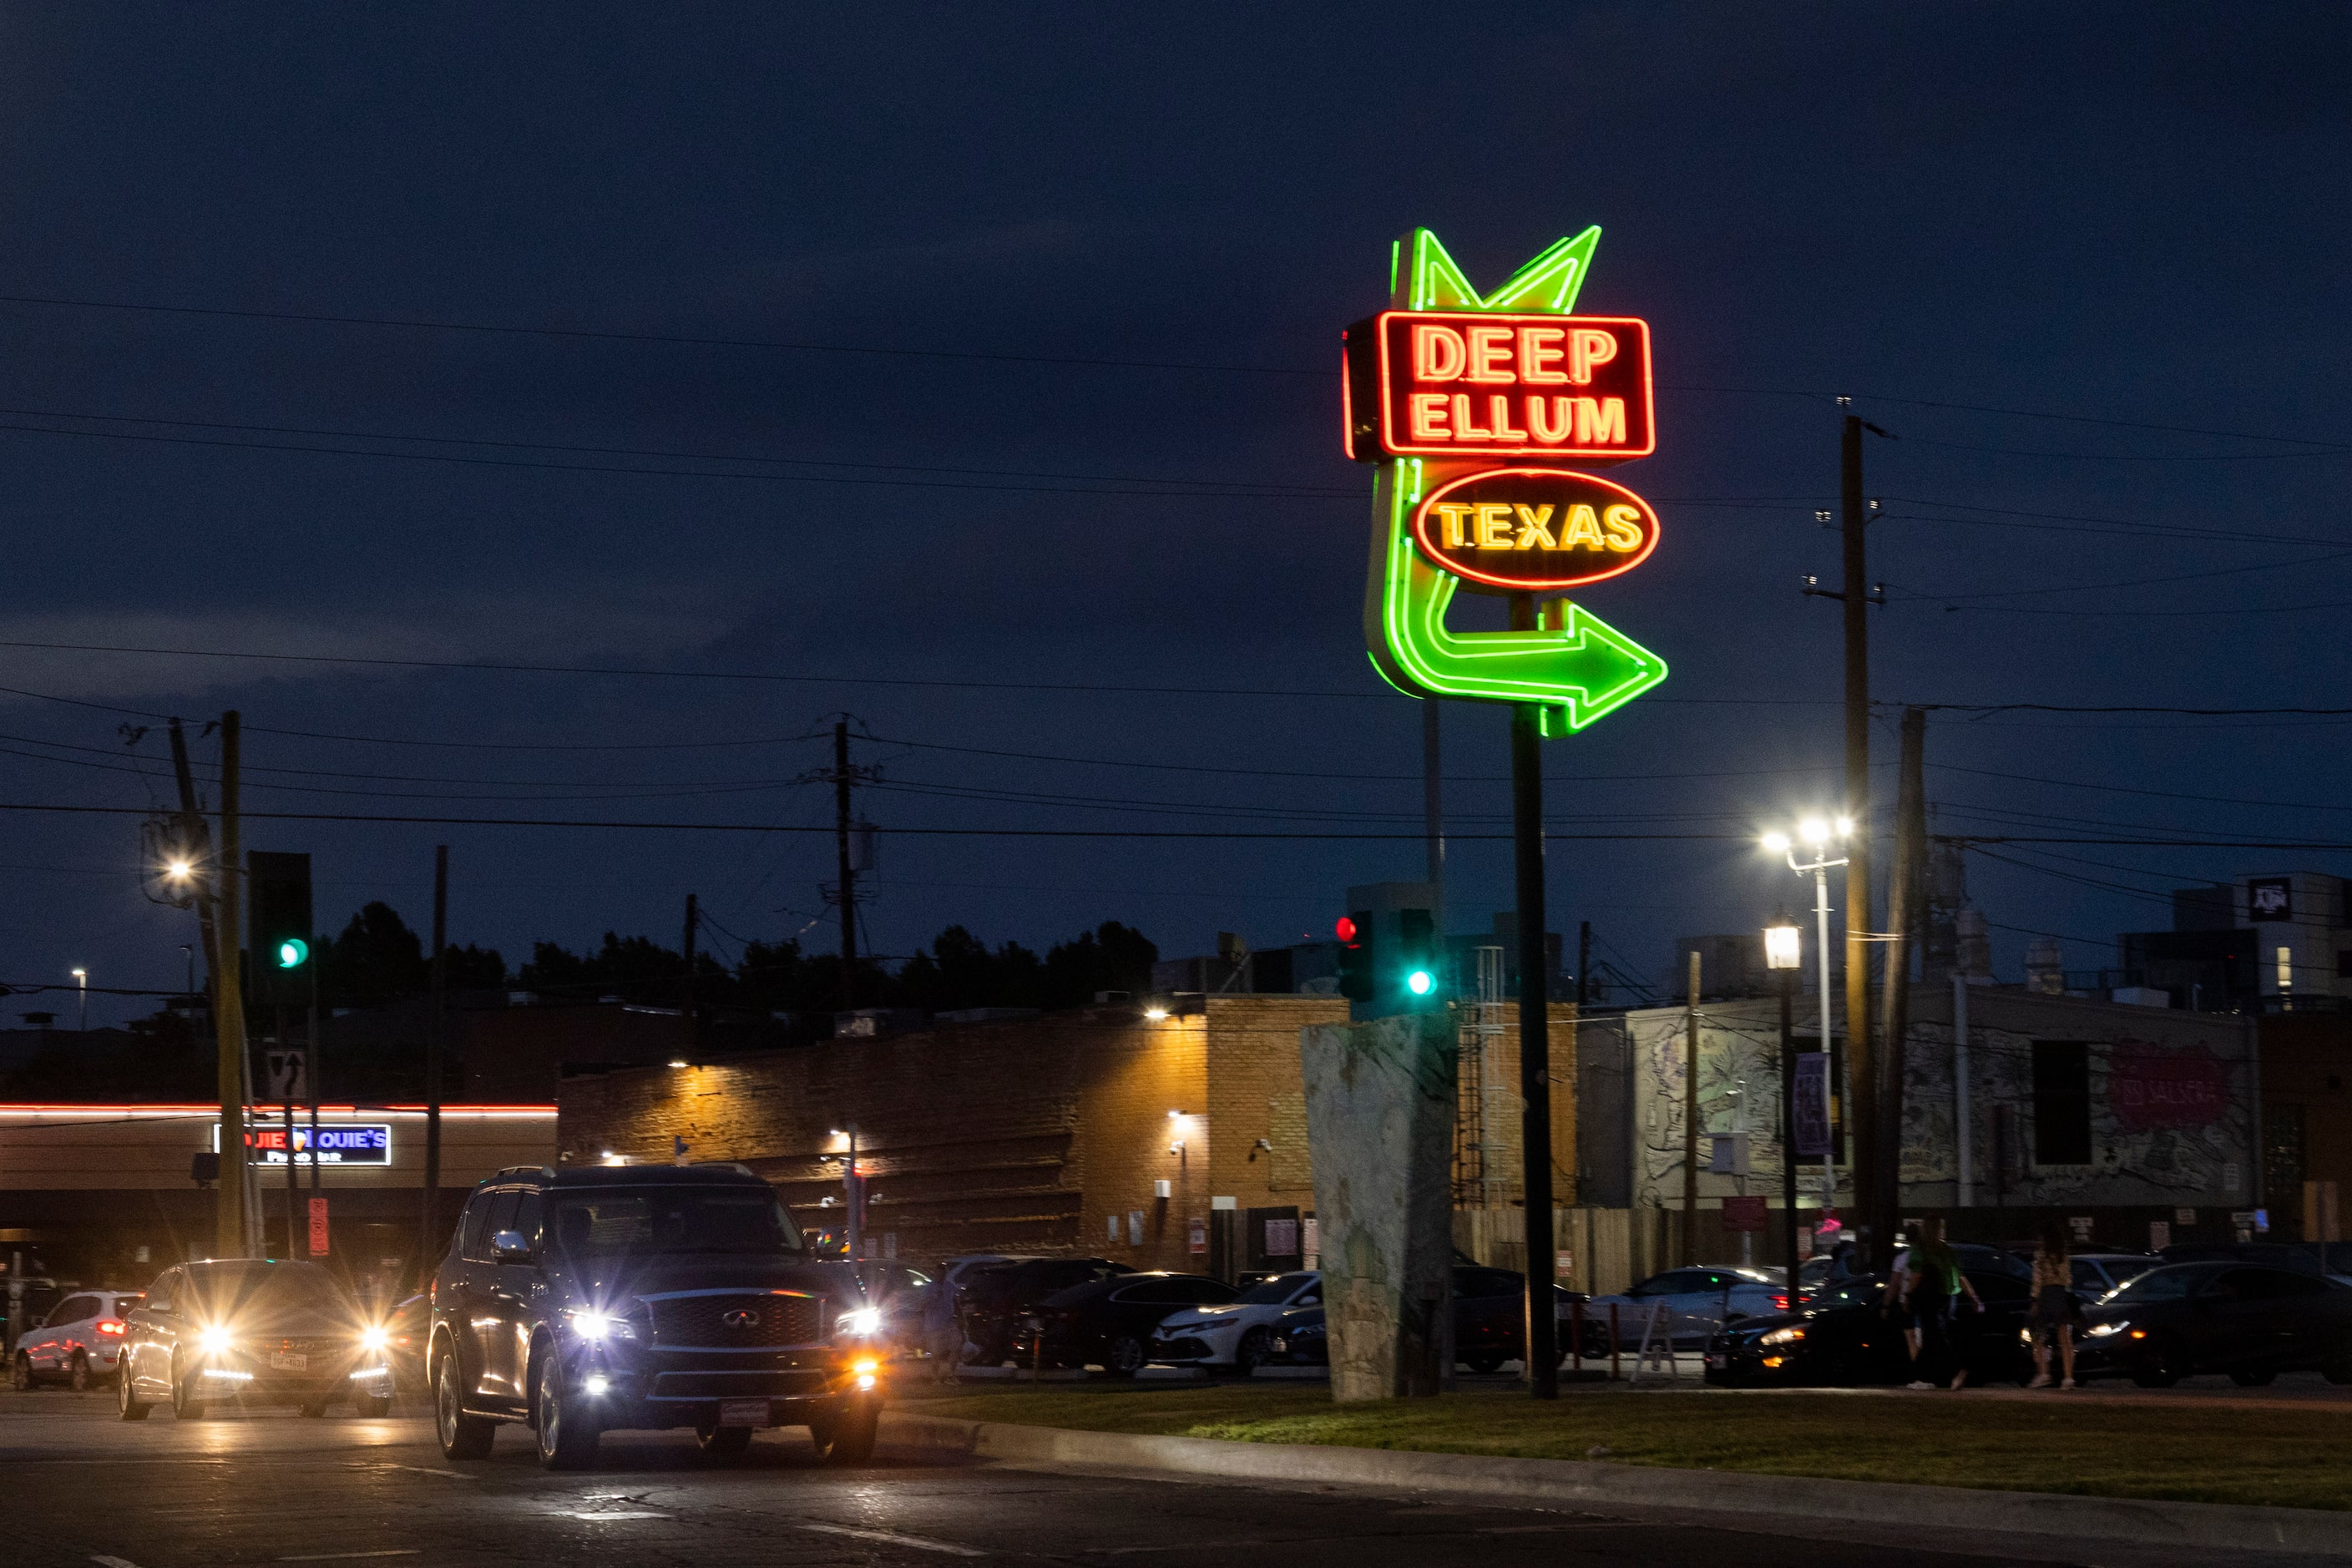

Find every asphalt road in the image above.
[0,1388,2323,1568]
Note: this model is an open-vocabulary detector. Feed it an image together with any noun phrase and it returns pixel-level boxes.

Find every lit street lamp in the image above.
[1762,817,1850,1228]
[70,968,87,1034]
[1763,911,1801,1296]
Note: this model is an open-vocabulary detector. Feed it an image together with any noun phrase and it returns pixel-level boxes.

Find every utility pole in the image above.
[1779,964,1799,1292]
[1878,708,1927,1251]
[1576,921,1592,1008]
[1421,701,1443,888]
[419,845,448,1277]
[1682,949,1700,1264]
[1839,413,1879,1266]
[1506,594,1557,1399]
[681,893,700,1054]
[834,720,857,1012]
[212,711,247,1260]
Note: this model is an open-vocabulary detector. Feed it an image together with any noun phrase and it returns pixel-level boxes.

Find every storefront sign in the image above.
[2106,1041,2227,1132]
[1413,467,1659,590]
[213,1122,392,1166]
[307,1196,330,1257]
[1344,311,1654,462]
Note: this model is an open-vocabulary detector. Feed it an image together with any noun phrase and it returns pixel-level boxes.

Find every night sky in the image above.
[3,3,2348,1025]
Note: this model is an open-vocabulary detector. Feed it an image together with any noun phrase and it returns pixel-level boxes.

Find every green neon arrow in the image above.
[1363,228,1667,736]
[1363,462,1666,735]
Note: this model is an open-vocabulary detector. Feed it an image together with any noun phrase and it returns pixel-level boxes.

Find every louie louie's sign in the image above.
[1343,311,1654,462]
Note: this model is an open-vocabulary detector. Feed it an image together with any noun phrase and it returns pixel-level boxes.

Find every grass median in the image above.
[898,1382,2352,1512]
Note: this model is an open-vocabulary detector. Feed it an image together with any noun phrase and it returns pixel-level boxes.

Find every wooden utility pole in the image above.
[1505,594,1557,1399]
[1878,708,1927,1251]
[834,720,857,1011]
[1682,949,1700,1263]
[419,846,448,1274]
[1839,414,1879,1265]
[212,711,247,1259]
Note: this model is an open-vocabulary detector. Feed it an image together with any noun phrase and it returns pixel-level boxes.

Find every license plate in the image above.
[271,1353,308,1371]
[717,1398,769,1429]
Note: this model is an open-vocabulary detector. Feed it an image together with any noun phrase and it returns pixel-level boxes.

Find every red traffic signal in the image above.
[1334,916,1358,944]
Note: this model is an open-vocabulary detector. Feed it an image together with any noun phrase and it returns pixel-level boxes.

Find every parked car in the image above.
[957,1257,1130,1366]
[1260,1267,1589,1372]
[379,1293,429,1395]
[1149,1270,1322,1374]
[422,1163,892,1469]
[1585,1266,1791,1349]
[2072,1262,2352,1387]
[2069,1252,2160,1299]
[119,1260,395,1420]
[848,1262,933,1357]
[11,1289,144,1390]
[1023,1272,1237,1374]
[1705,1264,2034,1387]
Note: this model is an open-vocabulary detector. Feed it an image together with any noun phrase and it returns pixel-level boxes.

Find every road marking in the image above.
[561,1512,672,1520]
[349,1462,475,1480]
[277,1555,422,1564]
[798,1524,988,1556]
[91,1556,142,1568]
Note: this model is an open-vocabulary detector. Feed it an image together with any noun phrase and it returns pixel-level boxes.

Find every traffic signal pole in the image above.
[1509,594,1558,1399]
[213,711,248,1260]
[419,845,447,1276]
[1839,415,1879,1266]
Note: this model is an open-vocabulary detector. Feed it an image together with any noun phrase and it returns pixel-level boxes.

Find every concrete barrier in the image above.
[881,1410,2352,1559]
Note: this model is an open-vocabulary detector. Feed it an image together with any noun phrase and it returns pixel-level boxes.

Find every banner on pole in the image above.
[306,1196,330,1257]
[1793,1052,1832,1158]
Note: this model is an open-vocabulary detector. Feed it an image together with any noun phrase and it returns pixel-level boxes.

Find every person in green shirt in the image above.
[1899,1216,1983,1389]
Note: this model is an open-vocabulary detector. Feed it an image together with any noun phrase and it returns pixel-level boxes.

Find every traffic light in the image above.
[1336,913,1373,1002]
[1396,907,1440,1009]
[247,851,313,1005]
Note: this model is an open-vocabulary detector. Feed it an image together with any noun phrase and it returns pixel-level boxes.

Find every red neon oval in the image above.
[1412,468,1661,591]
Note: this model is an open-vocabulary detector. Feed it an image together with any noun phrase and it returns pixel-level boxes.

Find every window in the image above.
[45,1295,99,1328]
[467,1190,521,1262]
[1237,1271,1317,1305]
[511,1191,546,1252]
[1113,1280,1197,1305]
[1967,1272,2029,1303]
[2254,1269,2326,1298]
[458,1190,498,1261]
[2069,1259,2108,1292]
[144,1272,178,1314]
[549,1186,803,1258]
[2032,1042,2093,1165]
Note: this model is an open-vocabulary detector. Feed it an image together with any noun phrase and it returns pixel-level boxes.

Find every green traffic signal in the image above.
[1407,969,1434,996]
[276,937,309,969]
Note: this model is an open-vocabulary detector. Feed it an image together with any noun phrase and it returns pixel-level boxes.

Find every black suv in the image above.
[427,1163,888,1469]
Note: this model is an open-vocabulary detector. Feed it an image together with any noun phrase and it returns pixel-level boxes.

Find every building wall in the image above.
[2256,1013,2352,1237]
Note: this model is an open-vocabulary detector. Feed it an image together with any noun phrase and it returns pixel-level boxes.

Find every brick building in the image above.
[557,995,1581,1277]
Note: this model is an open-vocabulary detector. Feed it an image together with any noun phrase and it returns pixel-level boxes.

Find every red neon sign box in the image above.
[1343,311,1654,463]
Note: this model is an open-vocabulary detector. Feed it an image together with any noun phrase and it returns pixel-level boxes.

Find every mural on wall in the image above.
[1629,1005,2255,1211]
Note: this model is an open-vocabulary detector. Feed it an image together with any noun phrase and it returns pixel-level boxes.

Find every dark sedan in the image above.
[1021,1272,1237,1375]
[1264,1267,1590,1372]
[957,1257,1130,1367]
[1706,1265,2033,1387]
[2074,1262,2352,1387]
[119,1259,394,1419]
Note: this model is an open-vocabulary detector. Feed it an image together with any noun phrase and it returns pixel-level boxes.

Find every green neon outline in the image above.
[1365,226,1666,736]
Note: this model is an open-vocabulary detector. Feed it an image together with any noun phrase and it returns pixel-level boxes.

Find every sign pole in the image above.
[1509,596,1558,1398]
[1781,971,1800,1293]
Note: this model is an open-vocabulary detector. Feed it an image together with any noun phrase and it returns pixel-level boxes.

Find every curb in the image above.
[879,1411,2352,1559]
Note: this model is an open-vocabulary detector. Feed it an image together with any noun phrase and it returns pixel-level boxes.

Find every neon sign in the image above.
[1411,467,1658,592]
[1343,311,1655,462]
[1352,228,1667,733]
[213,1122,391,1166]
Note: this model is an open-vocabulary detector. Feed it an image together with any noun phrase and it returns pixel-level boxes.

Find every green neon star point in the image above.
[1363,227,1667,736]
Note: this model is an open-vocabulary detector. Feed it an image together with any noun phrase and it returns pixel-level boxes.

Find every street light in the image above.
[70,969,87,1033]
[1763,911,1801,1297]
[1763,817,1850,1229]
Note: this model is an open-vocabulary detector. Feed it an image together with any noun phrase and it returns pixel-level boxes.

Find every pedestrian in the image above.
[2026,1218,2080,1389]
[1898,1217,1981,1390]
[920,1268,964,1381]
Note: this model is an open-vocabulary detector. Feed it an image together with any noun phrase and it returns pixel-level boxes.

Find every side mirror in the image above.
[491,1230,534,1263]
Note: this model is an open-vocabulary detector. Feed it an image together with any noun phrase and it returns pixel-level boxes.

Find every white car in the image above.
[1150,1270,1322,1374]
[1583,1267,1788,1349]
[10,1288,143,1390]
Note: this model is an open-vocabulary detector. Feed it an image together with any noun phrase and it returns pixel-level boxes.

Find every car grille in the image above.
[1152,1336,1212,1361]
[650,1369,829,1399]
[252,1335,346,1359]
[647,1292,822,1348]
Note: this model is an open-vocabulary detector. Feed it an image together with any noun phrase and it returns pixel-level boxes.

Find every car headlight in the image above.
[563,1308,635,1341]
[198,1324,235,1355]
[837,1306,884,1338]
[1760,1327,1805,1347]
[359,1326,389,1353]
[2084,1320,2127,1338]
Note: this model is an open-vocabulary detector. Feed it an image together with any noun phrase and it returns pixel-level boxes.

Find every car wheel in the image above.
[169,1357,206,1421]
[533,1350,599,1470]
[2129,1343,2184,1388]
[811,1395,880,1465]
[10,1351,33,1391]
[1102,1335,1146,1378]
[1464,1354,1505,1374]
[68,1353,92,1393]
[117,1361,151,1421]
[356,1393,392,1419]
[432,1351,495,1460]
[2228,1366,2277,1388]
[1233,1328,1270,1378]
[697,1424,754,1460]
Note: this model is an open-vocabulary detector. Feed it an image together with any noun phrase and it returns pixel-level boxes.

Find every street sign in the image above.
[1412,467,1659,591]
[1722,1195,1768,1233]
[1344,311,1654,463]
[1792,1052,1832,1158]
[264,1048,307,1102]
[306,1196,330,1257]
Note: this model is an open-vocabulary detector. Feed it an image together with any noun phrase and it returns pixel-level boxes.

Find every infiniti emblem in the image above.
[721,1308,761,1329]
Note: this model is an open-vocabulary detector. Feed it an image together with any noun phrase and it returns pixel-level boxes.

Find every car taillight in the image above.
[94,1320,126,1337]
[1771,1295,1789,1312]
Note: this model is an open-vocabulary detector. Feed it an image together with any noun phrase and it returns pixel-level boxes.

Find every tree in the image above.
[319,902,427,1008]
[1041,921,1158,1008]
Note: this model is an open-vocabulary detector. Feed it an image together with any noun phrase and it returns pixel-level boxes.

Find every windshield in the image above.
[551,1186,803,1258]
[1237,1272,1315,1304]
[2102,1266,2211,1304]
[186,1266,351,1317]
[2102,1257,2157,1285]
